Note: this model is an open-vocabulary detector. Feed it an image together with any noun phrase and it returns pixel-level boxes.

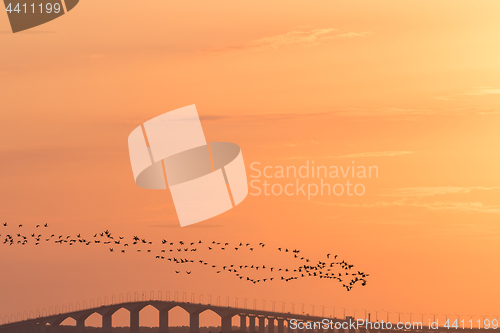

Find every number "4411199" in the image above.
[5,3,62,14]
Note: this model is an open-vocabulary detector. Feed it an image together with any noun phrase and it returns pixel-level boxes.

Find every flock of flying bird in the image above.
[1,223,369,291]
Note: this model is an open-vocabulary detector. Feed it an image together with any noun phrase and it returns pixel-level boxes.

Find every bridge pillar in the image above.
[76,317,86,333]
[221,314,233,333]
[49,324,59,333]
[130,309,140,333]
[327,321,334,333]
[277,319,284,333]
[258,317,266,333]
[268,318,275,333]
[189,312,200,333]
[249,316,256,333]
[102,313,112,333]
[298,322,304,333]
[159,308,169,333]
[40,323,49,333]
[240,314,247,333]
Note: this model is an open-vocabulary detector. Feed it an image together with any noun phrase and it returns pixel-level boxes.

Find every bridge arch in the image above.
[0,300,322,333]
[84,313,102,329]
[198,308,222,331]
[57,317,76,327]
[166,305,191,332]
[137,305,160,328]
[107,307,132,331]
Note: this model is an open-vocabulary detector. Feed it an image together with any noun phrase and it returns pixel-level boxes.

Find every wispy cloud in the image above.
[199,107,500,125]
[314,199,500,214]
[204,28,372,53]
[477,110,500,115]
[380,186,500,198]
[276,155,330,160]
[435,96,454,101]
[276,151,412,160]
[127,204,172,213]
[334,32,373,39]
[337,151,413,158]
[263,140,320,148]
[436,86,500,101]
[248,28,372,49]
[463,87,500,96]
[314,186,500,214]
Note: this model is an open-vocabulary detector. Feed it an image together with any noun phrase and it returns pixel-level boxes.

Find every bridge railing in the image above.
[2,291,499,329]
[1,290,337,325]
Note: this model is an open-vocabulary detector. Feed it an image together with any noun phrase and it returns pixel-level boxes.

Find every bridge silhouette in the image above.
[0,293,492,333]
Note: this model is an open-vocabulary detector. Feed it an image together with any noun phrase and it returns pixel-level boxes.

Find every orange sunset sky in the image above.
[1,0,500,328]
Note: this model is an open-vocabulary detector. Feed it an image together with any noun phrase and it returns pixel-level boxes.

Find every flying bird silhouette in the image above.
[0,224,368,291]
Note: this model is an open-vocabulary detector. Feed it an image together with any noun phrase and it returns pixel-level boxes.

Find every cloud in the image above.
[276,155,337,160]
[201,113,313,124]
[275,151,412,160]
[198,107,500,125]
[336,151,413,158]
[127,204,174,213]
[435,96,454,101]
[464,87,500,96]
[248,28,339,49]
[204,28,372,53]
[263,141,320,148]
[314,186,500,214]
[436,87,500,100]
[248,28,372,49]
[380,186,500,198]
[328,107,500,117]
[314,199,500,214]
[416,201,500,213]
[333,32,374,39]
[477,110,500,115]
[199,115,230,122]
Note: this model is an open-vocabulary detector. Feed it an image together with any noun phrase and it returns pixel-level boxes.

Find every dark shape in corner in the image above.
[3,0,79,33]
[65,0,78,12]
